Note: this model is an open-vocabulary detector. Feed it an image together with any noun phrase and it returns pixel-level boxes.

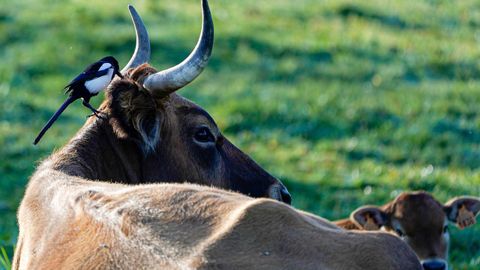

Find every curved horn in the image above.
[143,0,214,96]
[121,5,151,73]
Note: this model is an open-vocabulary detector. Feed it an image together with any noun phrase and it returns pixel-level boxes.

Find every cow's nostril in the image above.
[280,186,292,205]
[422,260,446,270]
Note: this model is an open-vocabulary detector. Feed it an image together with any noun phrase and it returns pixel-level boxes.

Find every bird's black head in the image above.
[101,56,123,78]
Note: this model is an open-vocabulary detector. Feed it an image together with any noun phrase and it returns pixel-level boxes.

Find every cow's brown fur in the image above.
[334,191,480,269]
[16,172,421,269]
[46,65,287,198]
[14,66,422,269]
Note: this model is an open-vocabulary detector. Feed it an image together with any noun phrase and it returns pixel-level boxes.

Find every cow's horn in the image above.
[121,5,151,73]
[143,0,214,97]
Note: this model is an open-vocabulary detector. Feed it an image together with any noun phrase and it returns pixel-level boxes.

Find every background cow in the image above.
[334,191,480,270]
[13,1,422,269]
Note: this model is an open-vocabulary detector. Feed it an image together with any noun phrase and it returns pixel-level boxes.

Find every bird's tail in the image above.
[33,96,77,145]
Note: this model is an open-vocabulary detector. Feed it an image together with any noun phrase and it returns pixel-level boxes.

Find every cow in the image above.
[13,1,422,269]
[334,191,480,270]
[15,179,423,270]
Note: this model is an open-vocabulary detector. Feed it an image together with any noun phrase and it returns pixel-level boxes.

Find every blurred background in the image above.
[1,0,480,268]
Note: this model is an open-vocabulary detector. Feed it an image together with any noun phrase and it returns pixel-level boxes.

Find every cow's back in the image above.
[16,173,420,269]
[197,199,421,270]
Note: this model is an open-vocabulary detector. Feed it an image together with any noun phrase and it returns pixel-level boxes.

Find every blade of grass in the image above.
[0,246,11,270]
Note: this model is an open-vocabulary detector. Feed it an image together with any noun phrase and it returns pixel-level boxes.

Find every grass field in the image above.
[1,0,480,268]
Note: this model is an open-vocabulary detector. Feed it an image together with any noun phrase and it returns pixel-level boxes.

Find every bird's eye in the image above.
[395,228,405,237]
[443,225,448,234]
[194,127,215,143]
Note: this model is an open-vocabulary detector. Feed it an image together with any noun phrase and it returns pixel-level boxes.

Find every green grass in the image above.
[1,0,480,268]
[0,247,11,270]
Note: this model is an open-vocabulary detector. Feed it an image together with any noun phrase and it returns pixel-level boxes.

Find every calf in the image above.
[334,191,480,270]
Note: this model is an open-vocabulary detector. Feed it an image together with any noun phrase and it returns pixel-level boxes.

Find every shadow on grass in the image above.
[225,105,402,142]
[335,5,425,29]
[281,177,393,220]
[211,35,480,83]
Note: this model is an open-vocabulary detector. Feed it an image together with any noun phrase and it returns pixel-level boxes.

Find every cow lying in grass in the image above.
[17,179,424,269]
[334,191,480,270]
[14,1,421,269]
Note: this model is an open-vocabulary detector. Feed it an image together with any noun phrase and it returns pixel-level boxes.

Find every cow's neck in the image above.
[47,118,144,184]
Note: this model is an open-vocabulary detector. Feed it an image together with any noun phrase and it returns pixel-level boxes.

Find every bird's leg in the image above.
[86,112,103,119]
[82,100,105,119]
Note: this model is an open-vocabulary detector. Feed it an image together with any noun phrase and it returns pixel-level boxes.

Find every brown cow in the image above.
[14,1,421,269]
[16,179,422,269]
[334,191,480,270]
[32,0,292,203]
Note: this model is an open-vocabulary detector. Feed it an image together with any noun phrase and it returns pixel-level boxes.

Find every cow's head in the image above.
[54,0,291,204]
[348,192,480,270]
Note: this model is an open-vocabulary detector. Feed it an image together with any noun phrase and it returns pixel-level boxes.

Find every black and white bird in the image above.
[33,56,123,145]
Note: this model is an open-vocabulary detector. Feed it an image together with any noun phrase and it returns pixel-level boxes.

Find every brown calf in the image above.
[334,191,480,270]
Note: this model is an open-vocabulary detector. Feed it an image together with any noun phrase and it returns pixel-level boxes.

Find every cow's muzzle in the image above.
[421,259,447,270]
[268,183,292,205]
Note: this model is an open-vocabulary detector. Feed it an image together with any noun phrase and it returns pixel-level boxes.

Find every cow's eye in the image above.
[194,127,215,143]
[443,225,448,234]
[395,228,405,237]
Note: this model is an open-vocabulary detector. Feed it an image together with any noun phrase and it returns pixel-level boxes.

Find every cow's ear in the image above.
[444,196,480,229]
[132,113,162,153]
[350,206,388,231]
[107,65,164,153]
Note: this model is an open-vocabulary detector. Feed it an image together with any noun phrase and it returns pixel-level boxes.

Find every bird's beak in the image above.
[116,71,124,79]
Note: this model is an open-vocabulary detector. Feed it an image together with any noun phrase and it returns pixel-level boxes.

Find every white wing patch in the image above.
[98,63,112,71]
[85,68,114,94]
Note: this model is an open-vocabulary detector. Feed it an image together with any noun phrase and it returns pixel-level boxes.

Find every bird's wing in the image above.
[64,61,110,90]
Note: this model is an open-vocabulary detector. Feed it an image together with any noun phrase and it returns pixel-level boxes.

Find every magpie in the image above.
[33,56,123,145]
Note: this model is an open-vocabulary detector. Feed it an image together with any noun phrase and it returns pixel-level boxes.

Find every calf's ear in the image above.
[350,206,388,231]
[444,196,480,229]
